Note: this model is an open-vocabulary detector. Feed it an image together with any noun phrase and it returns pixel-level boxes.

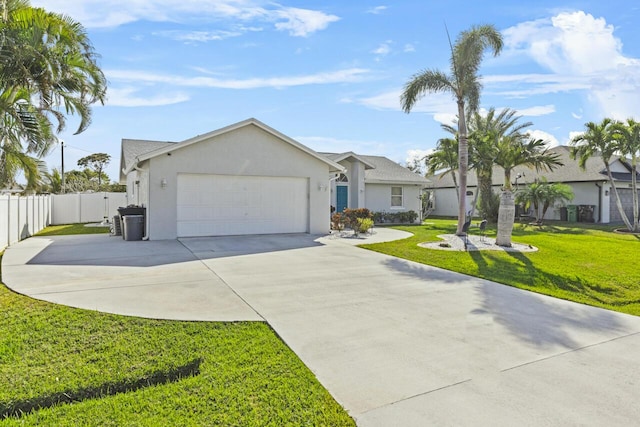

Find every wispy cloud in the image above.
[403,43,415,53]
[518,104,556,116]
[106,87,190,107]
[366,6,388,15]
[153,30,246,43]
[372,40,392,56]
[32,0,339,36]
[106,68,370,89]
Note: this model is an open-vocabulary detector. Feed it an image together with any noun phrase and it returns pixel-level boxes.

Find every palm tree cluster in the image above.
[0,0,107,191]
[515,178,574,225]
[571,118,640,232]
[401,24,565,246]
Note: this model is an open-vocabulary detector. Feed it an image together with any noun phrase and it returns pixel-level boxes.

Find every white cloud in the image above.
[366,6,387,15]
[567,131,584,145]
[32,0,339,36]
[572,109,583,120]
[106,87,190,107]
[358,89,455,115]
[433,113,457,126]
[274,7,339,37]
[153,30,244,43]
[106,68,370,89]
[518,104,555,116]
[406,148,434,171]
[404,43,415,53]
[526,129,560,147]
[372,40,392,56]
[500,11,640,118]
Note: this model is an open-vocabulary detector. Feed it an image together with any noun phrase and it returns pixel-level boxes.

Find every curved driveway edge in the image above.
[4,228,640,425]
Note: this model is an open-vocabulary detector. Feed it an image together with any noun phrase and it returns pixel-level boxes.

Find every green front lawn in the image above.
[0,225,354,426]
[362,219,640,316]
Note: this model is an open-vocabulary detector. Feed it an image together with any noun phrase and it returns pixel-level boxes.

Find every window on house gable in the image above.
[337,173,349,182]
[391,186,403,207]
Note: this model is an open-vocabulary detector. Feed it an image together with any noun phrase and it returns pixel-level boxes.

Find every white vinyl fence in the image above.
[1,192,129,251]
[1,194,51,251]
[51,192,128,225]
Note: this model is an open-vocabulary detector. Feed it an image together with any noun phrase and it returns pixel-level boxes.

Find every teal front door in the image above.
[336,186,348,213]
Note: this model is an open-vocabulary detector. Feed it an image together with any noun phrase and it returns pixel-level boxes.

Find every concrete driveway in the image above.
[3,229,640,426]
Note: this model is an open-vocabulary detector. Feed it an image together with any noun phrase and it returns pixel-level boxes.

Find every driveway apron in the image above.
[4,230,640,425]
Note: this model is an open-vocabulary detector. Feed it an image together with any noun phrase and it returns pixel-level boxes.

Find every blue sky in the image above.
[32,0,640,183]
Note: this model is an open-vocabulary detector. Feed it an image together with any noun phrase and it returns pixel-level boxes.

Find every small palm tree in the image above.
[611,118,640,231]
[516,178,573,224]
[401,24,502,235]
[426,137,460,201]
[494,136,562,246]
[570,118,638,232]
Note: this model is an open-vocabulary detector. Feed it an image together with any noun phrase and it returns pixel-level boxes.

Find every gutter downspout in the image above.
[133,161,150,241]
[595,182,602,223]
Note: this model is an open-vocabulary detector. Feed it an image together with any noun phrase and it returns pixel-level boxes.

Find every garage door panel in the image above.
[177,174,309,237]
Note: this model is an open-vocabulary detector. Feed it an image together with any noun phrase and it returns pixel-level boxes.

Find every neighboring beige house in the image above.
[429,145,639,224]
[119,118,429,240]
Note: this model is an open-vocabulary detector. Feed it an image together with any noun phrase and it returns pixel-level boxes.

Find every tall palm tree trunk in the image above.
[456,100,468,236]
[605,164,634,231]
[496,170,515,247]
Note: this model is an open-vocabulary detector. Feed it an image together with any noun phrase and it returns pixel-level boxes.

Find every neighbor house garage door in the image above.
[177,174,309,237]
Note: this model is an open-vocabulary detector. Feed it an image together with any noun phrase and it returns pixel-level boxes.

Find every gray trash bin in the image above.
[123,215,144,241]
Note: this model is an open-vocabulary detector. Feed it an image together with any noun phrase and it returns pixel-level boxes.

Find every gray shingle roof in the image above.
[360,155,429,184]
[119,139,177,182]
[430,145,621,188]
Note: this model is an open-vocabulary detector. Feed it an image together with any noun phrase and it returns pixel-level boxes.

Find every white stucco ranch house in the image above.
[119,118,428,240]
[430,145,640,224]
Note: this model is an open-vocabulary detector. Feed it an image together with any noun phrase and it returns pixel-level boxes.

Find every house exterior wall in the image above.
[351,161,366,209]
[126,164,149,208]
[365,183,423,222]
[434,182,610,223]
[145,124,331,240]
[610,186,640,224]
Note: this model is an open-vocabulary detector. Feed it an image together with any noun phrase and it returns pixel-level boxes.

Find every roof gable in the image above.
[119,139,176,182]
[123,118,343,174]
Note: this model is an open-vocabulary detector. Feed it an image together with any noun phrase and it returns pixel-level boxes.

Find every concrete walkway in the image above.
[4,229,640,426]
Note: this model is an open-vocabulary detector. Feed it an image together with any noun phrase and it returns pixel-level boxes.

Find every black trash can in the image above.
[560,206,568,221]
[118,206,146,239]
[123,215,144,241]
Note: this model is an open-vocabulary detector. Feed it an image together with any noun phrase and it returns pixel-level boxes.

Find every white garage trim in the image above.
[177,174,309,237]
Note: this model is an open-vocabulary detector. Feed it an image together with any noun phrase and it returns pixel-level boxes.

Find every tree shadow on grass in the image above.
[467,250,638,349]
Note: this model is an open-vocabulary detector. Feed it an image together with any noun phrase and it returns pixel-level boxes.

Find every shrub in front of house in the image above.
[372,210,418,224]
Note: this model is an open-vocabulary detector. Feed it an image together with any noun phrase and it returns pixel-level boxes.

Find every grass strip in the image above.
[1,358,202,419]
[35,223,110,236]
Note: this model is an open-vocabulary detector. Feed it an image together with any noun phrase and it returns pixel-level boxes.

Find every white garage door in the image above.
[177,174,309,237]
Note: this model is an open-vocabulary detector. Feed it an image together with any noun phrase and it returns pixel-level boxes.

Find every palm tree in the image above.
[611,118,640,231]
[401,24,502,235]
[516,178,573,224]
[467,107,532,220]
[570,118,636,232]
[426,137,460,201]
[494,136,562,246]
[0,0,107,188]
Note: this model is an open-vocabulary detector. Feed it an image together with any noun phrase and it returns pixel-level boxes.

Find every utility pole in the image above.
[61,140,65,194]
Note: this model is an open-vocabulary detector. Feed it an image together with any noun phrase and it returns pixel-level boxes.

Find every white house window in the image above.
[391,186,403,207]
[336,173,349,182]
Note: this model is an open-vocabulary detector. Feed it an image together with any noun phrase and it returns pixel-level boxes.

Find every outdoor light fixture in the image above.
[161,178,167,188]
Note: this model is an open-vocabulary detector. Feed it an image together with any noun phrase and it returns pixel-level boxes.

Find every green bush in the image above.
[372,210,418,224]
[357,218,374,234]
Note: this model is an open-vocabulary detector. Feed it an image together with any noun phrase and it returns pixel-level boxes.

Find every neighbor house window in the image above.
[391,186,403,207]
